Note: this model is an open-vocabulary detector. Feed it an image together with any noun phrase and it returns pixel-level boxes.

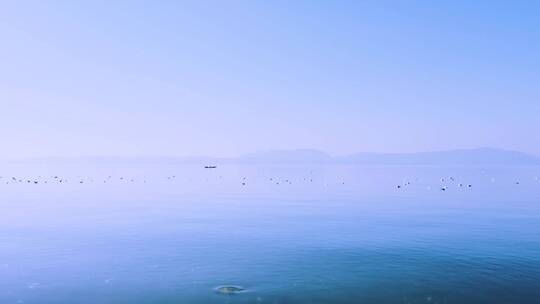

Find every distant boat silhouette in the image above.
[204,165,217,169]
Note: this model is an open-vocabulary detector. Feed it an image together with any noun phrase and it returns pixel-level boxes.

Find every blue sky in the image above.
[1,1,539,157]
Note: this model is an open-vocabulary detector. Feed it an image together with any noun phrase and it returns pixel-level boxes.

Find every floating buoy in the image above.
[214,285,245,295]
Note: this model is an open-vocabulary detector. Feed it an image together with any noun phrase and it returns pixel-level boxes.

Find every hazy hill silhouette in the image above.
[3,148,539,165]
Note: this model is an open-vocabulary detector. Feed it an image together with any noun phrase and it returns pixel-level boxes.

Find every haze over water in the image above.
[1,163,539,303]
[2,1,540,303]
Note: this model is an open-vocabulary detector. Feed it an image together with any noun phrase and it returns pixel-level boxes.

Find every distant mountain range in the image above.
[335,148,540,165]
[4,148,540,165]
[237,148,540,165]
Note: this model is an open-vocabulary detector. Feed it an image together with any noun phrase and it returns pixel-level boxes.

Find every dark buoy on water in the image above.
[214,285,245,295]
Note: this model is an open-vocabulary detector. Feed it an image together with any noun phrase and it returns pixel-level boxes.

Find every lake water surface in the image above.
[1,164,539,303]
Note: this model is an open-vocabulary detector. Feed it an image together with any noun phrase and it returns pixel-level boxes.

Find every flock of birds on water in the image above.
[0,166,538,192]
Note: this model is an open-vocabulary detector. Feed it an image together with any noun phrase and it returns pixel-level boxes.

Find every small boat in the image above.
[204,165,217,169]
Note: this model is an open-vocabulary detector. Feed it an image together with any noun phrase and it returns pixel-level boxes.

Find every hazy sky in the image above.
[1,1,539,158]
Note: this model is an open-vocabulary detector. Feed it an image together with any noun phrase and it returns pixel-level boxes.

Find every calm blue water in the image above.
[1,164,540,303]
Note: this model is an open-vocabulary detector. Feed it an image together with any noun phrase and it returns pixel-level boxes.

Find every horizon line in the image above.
[1,147,538,161]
